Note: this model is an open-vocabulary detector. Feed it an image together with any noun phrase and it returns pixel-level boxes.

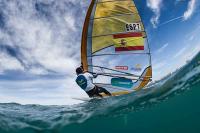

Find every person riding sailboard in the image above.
[76,66,112,98]
[77,0,152,98]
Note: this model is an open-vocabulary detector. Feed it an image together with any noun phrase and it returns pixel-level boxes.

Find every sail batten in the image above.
[87,52,151,58]
[91,13,139,20]
[87,30,146,38]
[81,0,152,95]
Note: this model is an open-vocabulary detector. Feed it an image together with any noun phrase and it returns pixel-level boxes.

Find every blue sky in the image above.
[0,0,199,105]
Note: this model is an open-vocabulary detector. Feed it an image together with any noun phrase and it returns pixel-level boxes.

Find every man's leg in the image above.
[94,87,103,97]
[94,93,103,98]
[87,87,103,98]
[96,86,112,96]
[86,90,94,98]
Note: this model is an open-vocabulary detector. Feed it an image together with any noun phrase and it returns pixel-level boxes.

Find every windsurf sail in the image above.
[81,0,152,96]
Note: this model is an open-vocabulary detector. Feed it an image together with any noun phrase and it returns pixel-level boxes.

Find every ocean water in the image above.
[0,52,200,133]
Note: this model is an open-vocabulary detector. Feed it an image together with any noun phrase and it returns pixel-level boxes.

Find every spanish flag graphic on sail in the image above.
[113,32,144,52]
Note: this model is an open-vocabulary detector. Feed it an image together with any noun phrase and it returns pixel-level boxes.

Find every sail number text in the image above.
[126,23,142,32]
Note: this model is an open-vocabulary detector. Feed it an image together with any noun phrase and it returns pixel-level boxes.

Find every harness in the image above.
[76,75,87,90]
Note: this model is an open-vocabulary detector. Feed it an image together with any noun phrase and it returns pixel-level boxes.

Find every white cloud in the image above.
[156,43,169,53]
[153,61,167,70]
[0,77,88,105]
[173,47,187,58]
[182,44,200,60]
[158,0,197,27]
[183,0,196,20]
[186,23,200,41]
[0,0,90,105]
[169,44,200,74]
[28,67,48,75]
[0,0,89,76]
[158,16,183,27]
[0,52,24,73]
[147,0,163,28]
[152,43,200,81]
[152,59,168,81]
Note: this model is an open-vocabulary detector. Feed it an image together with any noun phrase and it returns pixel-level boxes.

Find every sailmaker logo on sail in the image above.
[113,32,144,52]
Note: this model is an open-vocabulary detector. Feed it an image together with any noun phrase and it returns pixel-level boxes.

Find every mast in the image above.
[81,0,95,71]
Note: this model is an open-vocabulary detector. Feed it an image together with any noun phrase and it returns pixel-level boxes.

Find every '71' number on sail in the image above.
[126,23,142,32]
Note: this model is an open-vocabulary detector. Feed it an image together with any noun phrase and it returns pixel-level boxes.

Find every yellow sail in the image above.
[81,0,152,96]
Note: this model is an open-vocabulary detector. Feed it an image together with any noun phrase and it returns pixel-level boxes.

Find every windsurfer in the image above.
[75,67,112,98]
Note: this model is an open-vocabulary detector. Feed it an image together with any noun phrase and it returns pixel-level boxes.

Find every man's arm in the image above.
[87,72,98,78]
[93,73,98,78]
